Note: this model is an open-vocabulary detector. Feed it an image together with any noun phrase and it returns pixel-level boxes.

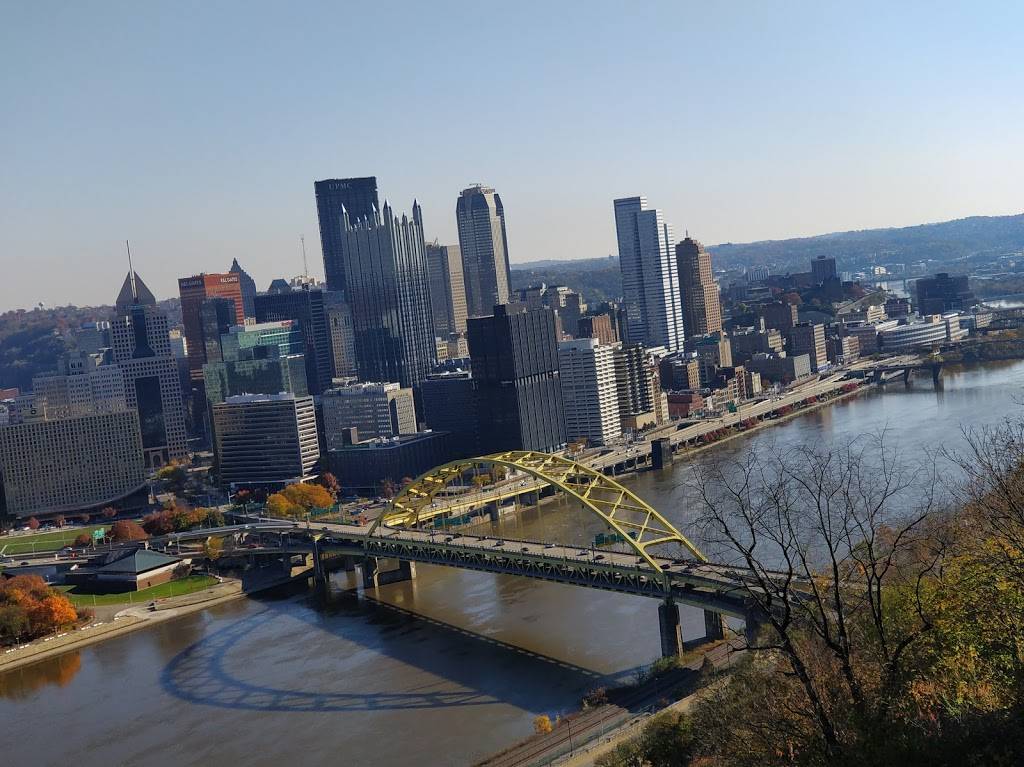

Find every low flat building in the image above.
[878,315,956,352]
[745,353,812,385]
[320,381,417,449]
[326,431,455,493]
[66,549,184,593]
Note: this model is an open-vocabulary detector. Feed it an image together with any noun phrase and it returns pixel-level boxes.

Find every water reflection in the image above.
[0,651,82,700]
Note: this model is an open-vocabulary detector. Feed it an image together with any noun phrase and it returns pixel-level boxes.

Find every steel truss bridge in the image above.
[228,452,769,654]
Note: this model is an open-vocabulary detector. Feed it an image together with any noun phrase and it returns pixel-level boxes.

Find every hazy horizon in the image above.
[3,2,1022,309]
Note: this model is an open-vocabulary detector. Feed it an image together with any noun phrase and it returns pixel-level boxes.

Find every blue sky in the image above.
[2,1,1022,309]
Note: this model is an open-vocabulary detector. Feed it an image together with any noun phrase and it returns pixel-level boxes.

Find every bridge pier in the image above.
[651,437,673,470]
[932,363,942,387]
[658,599,683,657]
[704,609,725,641]
[903,368,911,385]
[361,557,416,590]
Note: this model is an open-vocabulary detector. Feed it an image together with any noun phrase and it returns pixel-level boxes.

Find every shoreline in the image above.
[0,582,244,675]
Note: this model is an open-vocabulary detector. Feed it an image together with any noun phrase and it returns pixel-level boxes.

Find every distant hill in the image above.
[510,257,622,306]
[708,213,1024,272]
[511,256,617,272]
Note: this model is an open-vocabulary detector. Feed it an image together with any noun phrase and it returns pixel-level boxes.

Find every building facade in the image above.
[468,304,565,454]
[315,177,380,294]
[420,371,478,458]
[456,184,511,318]
[915,273,975,315]
[676,236,722,337]
[613,196,684,351]
[326,431,455,493]
[338,200,436,389]
[321,381,416,449]
[212,393,320,489]
[425,242,468,336]
[177,273,245,383]
[110,271,188,468]
[557,338,621,446]
[576,314,618,345]
[788,322,827,372]
[203,321,309,407]
[228,258,258,319]
[254,284,333,394]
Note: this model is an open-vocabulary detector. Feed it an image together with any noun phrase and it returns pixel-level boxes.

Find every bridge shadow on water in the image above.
[160,587,613,715]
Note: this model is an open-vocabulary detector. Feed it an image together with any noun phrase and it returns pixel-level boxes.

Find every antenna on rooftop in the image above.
[126,239,138,300]
[300,235,309,277]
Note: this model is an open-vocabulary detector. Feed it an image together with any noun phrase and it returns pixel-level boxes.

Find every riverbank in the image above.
[0,580,243,674]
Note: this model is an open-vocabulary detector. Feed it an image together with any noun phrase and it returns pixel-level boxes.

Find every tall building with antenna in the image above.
[314,177,379,294]
[110,243,188,468]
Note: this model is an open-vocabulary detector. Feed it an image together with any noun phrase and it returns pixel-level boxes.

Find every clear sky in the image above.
[2,1,1022,309]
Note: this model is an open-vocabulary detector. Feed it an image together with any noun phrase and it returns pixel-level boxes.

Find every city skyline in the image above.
[3,3,1023,309]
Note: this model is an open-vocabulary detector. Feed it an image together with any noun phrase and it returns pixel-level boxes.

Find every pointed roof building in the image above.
[115,270,157,314]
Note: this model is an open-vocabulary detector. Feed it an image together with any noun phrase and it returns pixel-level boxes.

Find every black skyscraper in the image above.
[915,272,975,315]
[315,177,380,294]
[468,304,565,454]
[254,285,332,394]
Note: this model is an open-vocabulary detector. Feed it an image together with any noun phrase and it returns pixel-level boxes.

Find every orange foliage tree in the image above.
[0,575,79,644]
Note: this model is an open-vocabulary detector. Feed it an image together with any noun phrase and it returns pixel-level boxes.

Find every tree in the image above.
[155,462,188,494]
[101,506,118,520]
[379,478,398,499]
[30,595,78,633]
[108,520,148,542]
[204,537,224,560]
[266,492,301,519]
[281,482,334,513]
[0,604,30,644]
[690,434,945,762]
[142,510,175,536]
[54,515,65,528]
[316,472,341,499]
[533,714,553,735]
[73,532,91,547]
[79,513,90,524]
[27,517,39,530]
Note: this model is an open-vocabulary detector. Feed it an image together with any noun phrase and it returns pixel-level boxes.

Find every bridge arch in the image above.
[368,450,706,572]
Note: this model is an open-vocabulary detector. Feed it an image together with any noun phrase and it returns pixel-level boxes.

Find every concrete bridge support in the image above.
[704,609,725,641]
[658,599,683,657]
[361,557,416,590]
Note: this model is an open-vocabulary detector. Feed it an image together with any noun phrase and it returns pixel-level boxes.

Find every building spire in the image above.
[126,239,138,301]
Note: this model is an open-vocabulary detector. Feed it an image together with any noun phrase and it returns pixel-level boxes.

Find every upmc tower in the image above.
[315,177,379,294]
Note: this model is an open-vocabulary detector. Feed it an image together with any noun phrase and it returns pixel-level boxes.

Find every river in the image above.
[3,360,1024,766]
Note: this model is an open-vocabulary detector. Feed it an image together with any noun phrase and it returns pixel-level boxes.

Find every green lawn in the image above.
[58,575,218,606]
[0,525,108,556]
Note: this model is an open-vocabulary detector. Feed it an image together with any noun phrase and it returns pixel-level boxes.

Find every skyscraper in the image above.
[110,270,188,468]
[228,258,258,318]
[456,184,511,318]
[558,338,621,446]
[613,196,684,351]
[339,200,436,389]
[177,273,245,383]
[468,304,565,454]
[676,236,722,338]
[254,284,333,395]
[315,177,380,293]
[425,242,468,336]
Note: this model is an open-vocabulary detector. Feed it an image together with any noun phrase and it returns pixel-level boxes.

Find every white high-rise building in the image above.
[557,338,621,446]
[613,196,685,352]
[456,184,511,318]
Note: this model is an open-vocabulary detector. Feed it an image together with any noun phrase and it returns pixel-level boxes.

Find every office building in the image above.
[425,242,468,336]
[420,371,478,458]
[0,366,146,520]
[613,343,657,430]
[456,184,511,318]
[513,284,586,338]
[315,176,380,293]
[325,294,358,378]
[613,196,684,351]
[228,258,258,318]
[788,322,827,372]
[811,256,837,284]
[577,314,618,345]
[327,431,455,493]
[659,353,702,392]
[729,327,785,365]
[255,284,333,394]
[759,301,799,333]
[110,270,188,468]
[468,304,565,453]
[746,353,812,385]
[915,273,975,315]
[213,393,319,489]
[878,315,966,352]
[321,382,416,449]
[827,335,860,365]
[199,297,238,367]
[177,273,245,383]
[557,339,621,446]
[74,322,112,354]
[203,321,309,406]
[676,236,722,337]
[338,200,436,389]
[690,334,733,386]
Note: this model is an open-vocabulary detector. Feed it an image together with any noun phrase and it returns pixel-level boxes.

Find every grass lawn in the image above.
[0,525,109,556]
[58,575,218,606]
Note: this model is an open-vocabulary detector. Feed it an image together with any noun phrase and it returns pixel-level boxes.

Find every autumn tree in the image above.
[73,532,91,547]
[315,472,341,499]
[204,537,224,560]
[108,519,149,542]
[27,517,39,530]
[533,714,553,735]
[101,506,118,520]
[0,575,79,644]
[54,515,65,528]
[379,478,398,499]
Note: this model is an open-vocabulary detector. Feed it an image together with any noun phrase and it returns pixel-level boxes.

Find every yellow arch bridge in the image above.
[256,453,767,654]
